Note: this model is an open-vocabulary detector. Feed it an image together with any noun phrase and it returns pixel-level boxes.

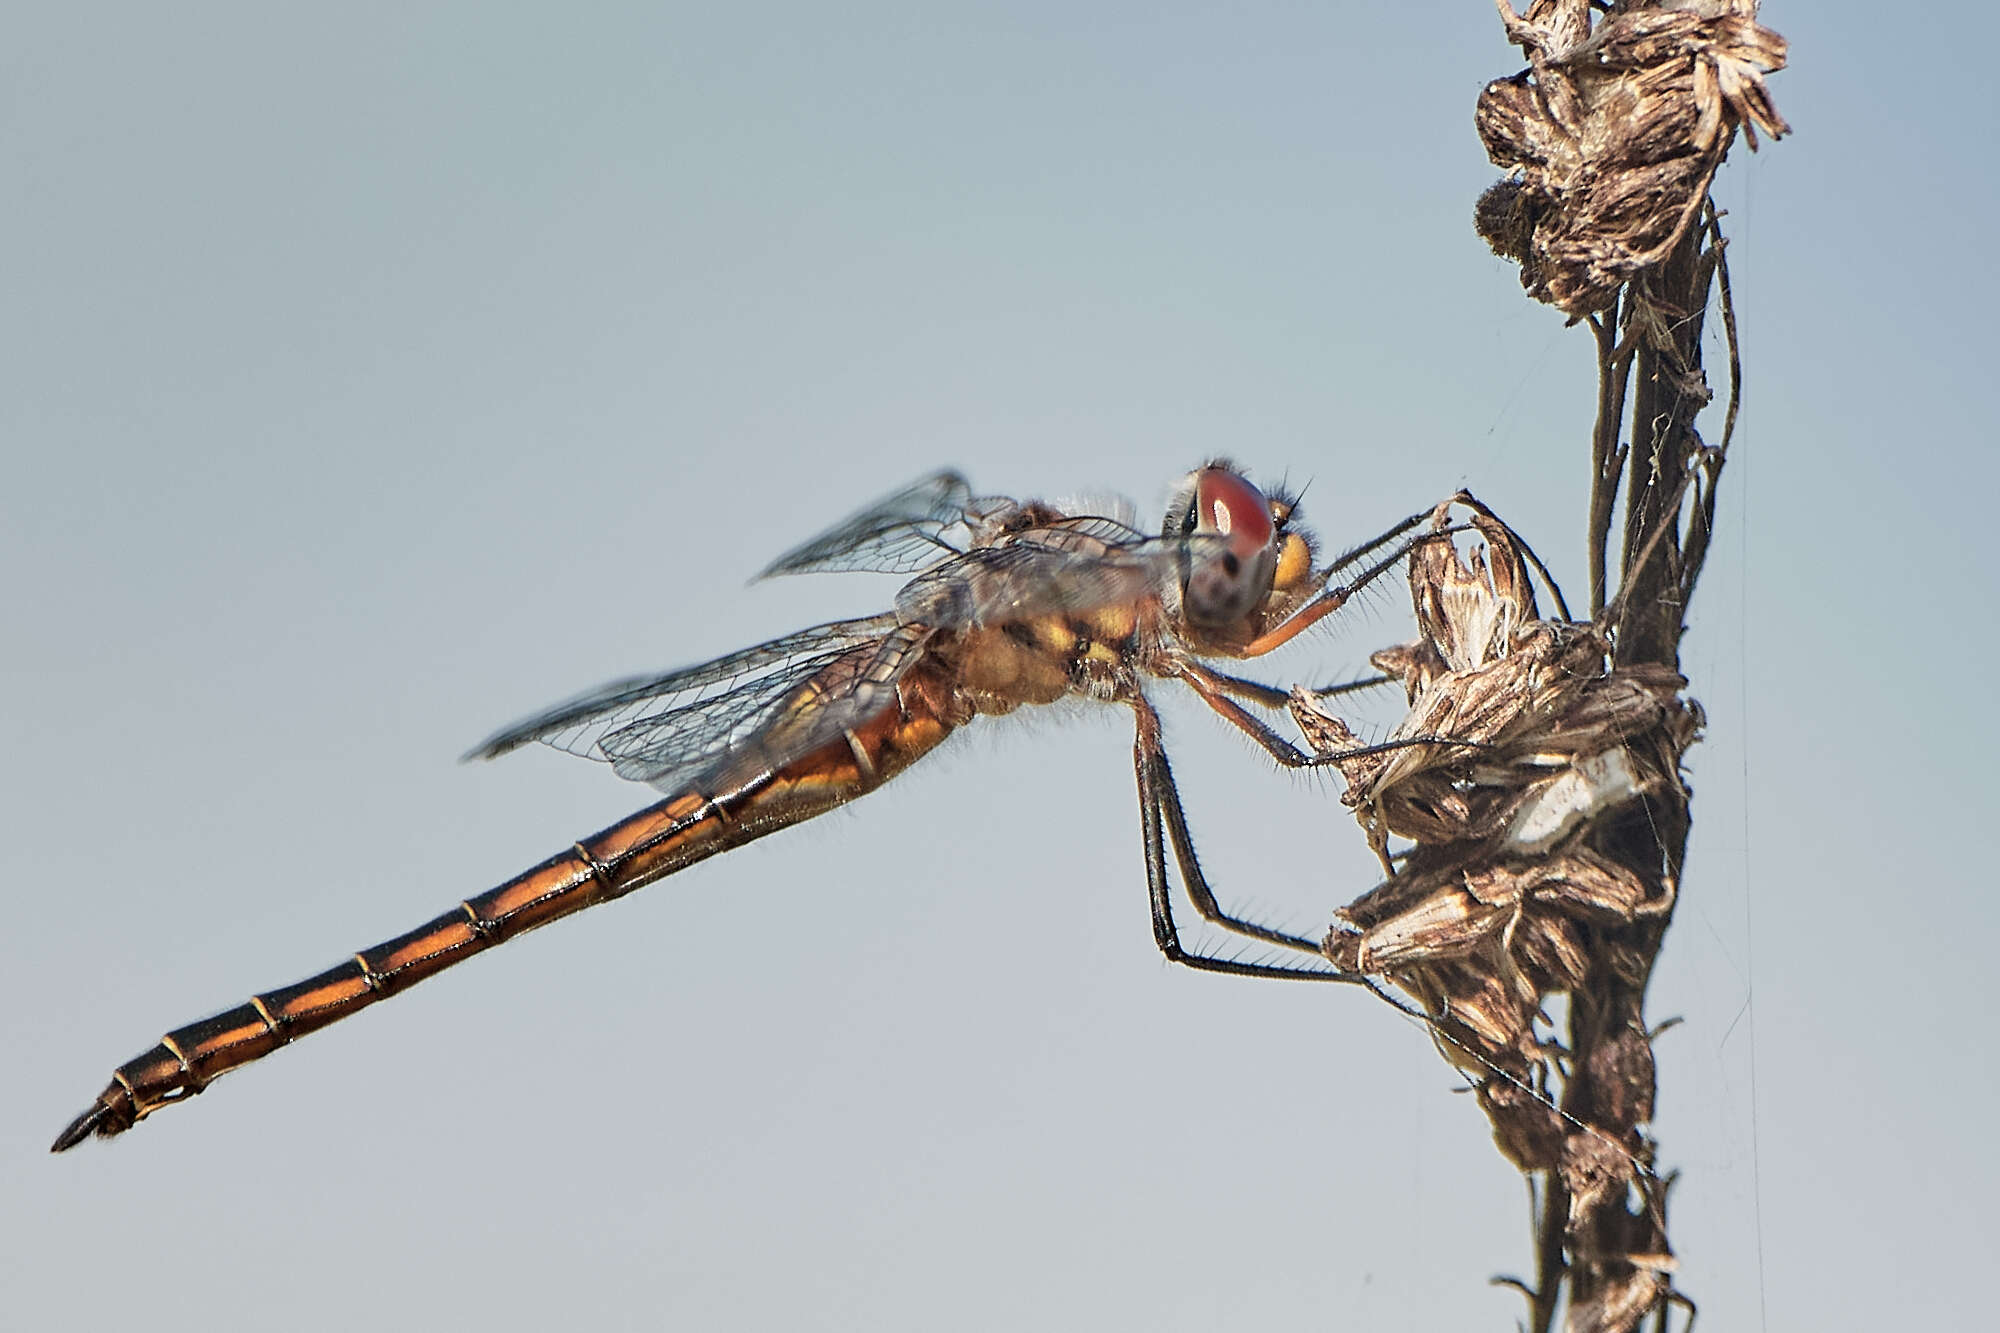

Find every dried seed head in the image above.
[1474,2,1789,315]
[1296,494,1699,1198]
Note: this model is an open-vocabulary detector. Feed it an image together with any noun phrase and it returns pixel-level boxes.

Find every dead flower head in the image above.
[1473,0,1789,316]
[1290,494,1700,1172]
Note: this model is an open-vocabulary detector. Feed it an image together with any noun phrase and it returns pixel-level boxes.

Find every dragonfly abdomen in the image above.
[53,689,961,1151]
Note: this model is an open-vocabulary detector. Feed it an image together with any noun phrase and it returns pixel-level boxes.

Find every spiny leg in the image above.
[1150,745,1322,960]
[1128,696,1359,984]
[1175,660,1482,772]
[1181,507,1463,733]
[1300,673,1398,700]
[1240,520,1474,659]
[1322,508,1430,580]
[1130,703,1661,1194]
[1190,666,1396,711]
[1187,665,1293,709]
[1125,703,1638,1186]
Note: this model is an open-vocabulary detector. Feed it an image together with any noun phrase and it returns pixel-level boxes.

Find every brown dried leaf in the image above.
[1480,1076,1566,1172]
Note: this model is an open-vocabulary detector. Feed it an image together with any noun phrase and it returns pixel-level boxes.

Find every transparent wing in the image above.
[596,623,932,792]
[756,471,1004,579]
[894,532,1227,629]
[462,614,912,793]
[1035,513,1152,548]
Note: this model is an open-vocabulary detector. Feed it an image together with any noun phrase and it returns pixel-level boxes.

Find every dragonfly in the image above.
[53,461,1428,1152]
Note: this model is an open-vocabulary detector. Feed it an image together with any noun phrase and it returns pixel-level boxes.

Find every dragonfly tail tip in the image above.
[51,1097,127,1153]
[50,1108,102,1153]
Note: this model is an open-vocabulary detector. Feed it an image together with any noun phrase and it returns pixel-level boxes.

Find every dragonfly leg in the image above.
[1183,666,1292,710]
[1175,660,1488,775]
[1179,664,1396,751]
[1238,517,1475,659]
[1190,667,1398,716]
[1129,697,1360,984]
[1298,673,1397,700]
[1321,508,1430,580]
[1176,665,1323,767]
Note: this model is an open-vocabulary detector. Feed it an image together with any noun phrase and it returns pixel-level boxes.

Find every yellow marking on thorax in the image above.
[1025,618,1078,655]
[1081,603,1140,645]
[956,625,1071,706]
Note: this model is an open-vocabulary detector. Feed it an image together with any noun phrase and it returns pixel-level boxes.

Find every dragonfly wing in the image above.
[893,533,1230,629]
[462,614,902,765]
[1041,513,1150,547]
[756,471,1002,578]
[598,624,934,792]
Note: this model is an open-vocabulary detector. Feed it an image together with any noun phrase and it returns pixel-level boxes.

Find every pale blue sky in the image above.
[5,5,1994,1329]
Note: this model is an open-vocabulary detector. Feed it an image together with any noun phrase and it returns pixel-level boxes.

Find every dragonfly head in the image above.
[1168,463,1318,650]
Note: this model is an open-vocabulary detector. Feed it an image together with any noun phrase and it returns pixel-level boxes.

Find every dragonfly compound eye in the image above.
[1181,467,1280,628]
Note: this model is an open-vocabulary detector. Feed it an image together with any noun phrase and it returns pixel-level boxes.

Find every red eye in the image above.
[1194,468,1275,557]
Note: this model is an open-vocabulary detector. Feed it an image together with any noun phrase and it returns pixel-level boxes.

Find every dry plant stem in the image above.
[1533,1174,1568,1333]
[1521,233,1710,1333]
[1285,0,1779,1321]
[1615,222,1708,671]
[1295,493,1701,1332]
[1533,186,1736,1333]
[1556,184,1750,1333]
[1441,2,1782,1327]
[1586,294,1636,619]
[1678,206,1740,604]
